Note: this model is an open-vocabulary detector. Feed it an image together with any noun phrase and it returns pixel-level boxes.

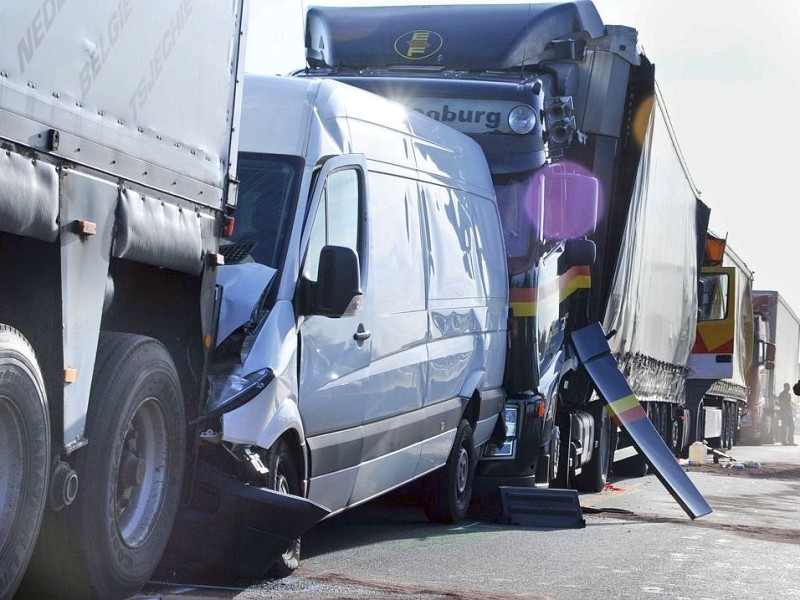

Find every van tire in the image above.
[266,439,302,578]
[0,325,49,600]
[423,419,475,524]
[22,333,185,599]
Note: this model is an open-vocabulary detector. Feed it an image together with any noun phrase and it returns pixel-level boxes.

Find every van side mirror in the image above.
[541,170,599,242]
[317,245,362,317]
[765,342,776,370]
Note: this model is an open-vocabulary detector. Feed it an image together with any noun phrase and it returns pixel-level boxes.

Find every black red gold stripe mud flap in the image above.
[570,322,712,520]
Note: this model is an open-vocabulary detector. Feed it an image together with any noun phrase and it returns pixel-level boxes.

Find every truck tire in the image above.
[614,448,647,478]
[266,439,302,578]
[574,402,614,492]
[422,419,475,523]
[549,414,571,489]
[0,325,49,600]
[22,333,185,599]
[614,404,649,478]
[718,403,728,450]
[725,402,737,450]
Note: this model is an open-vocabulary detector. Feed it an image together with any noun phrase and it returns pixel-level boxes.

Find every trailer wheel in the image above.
[723,402,736,450]
[423,419,475,523]
[266,439,302,578]
[0,325,49,600]
[574,402,615,492]
[719,403,728,450]
[671,407,682,456]
[23,333,185,599]
[657,404,670,447]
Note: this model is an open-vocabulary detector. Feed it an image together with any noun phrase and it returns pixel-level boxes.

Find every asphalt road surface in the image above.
[139,438,800,600]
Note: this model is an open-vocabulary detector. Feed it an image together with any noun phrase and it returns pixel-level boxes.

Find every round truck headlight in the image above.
[508,105,537,134]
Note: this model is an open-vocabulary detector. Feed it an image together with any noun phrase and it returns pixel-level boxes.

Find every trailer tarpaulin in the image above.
[603,90,700,403]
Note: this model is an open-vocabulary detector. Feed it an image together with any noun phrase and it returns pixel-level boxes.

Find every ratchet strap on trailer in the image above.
[570,322,713,520]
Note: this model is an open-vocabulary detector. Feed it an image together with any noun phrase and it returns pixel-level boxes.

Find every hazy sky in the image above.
[246,0,800,317]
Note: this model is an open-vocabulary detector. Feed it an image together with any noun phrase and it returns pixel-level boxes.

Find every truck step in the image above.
[498,486,586,529]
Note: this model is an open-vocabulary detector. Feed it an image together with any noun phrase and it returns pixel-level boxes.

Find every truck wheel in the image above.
[0,325,49,600]
[614,404,649,478]
[423,419,475,523]
[266,439,302,578]
[23,333,185,599]
[574,402,614,492]
[614,449,647,478]
[550,412,571,489]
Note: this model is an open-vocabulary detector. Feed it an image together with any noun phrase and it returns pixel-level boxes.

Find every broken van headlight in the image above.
[205,367,274,417]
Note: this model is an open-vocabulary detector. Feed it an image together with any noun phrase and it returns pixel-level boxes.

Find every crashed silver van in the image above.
[203,75,507,574]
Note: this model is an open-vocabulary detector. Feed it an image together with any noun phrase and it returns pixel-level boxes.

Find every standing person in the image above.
[778,383,796,445]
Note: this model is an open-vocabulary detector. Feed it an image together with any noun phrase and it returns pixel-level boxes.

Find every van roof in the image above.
[239,74,494,196]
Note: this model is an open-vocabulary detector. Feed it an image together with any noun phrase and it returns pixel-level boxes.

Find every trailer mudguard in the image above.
[571,322,712,519]
[113,188,205,275]
[0,149,59,242]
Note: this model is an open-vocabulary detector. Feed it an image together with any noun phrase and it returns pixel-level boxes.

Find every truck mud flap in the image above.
[571,323,712,520]
[157,460,330,582]
[499,486,586,529]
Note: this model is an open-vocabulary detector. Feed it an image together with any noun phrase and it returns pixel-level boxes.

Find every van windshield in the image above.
[227,152,303,269]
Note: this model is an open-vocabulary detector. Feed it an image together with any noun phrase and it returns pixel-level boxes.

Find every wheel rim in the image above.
[550,425,561,482]
[270,454,300,564]
[275,463,290,496]
[455,445,469,500]
[0,395,24,550]
[115,397,170,548]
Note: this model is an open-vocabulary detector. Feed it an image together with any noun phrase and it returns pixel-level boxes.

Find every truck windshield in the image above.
[227,152,303,269]
[495,175,535,261]
[698,272,729,321]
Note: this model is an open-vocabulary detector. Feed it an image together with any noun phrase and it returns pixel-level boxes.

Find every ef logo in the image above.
[394,30,443,60]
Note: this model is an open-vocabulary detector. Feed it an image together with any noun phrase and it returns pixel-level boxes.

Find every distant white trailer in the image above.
[753,290,800,441]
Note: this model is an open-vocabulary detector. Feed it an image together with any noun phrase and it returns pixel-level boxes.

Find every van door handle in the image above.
[353,324,371,341]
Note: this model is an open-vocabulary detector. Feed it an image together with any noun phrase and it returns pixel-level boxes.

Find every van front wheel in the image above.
[266,439,302,578]
[423,419,475,524]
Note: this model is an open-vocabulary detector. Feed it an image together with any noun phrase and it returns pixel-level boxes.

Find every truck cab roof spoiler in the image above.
[306,2,605,71]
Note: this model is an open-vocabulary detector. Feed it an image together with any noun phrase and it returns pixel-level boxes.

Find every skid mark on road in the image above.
[304,573,549,600]
[585,508,800,545]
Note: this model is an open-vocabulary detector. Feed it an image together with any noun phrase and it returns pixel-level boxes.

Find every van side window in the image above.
[303,168,362,282]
